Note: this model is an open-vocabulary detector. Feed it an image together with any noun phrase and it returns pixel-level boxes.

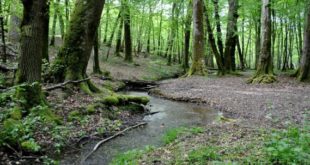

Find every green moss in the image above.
[247,74,277,84]
[10,107,22,120]
[102,96,119,106]
[117,95,150,105]
[30,106,62,124]
[1,119,24,144]
[68,110,81,121]
[21,139,41,152]
[14,82,46,110]
[86,105,96,114]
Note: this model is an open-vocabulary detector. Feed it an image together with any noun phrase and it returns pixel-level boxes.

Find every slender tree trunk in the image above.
[50,3,57,46]
[298,1,310,81]
[183,0,192,69]
[42,1,50,62]
[16,0,48,83]
[93,29,102,74]
[123,0,133,62]
[213,0,224,62]
[0,17,6,63]
[204,3,224,74]
[188,0,206,76]
[115,18,123,56]
[103,0,110,43]
[248,0,276,83]
[107,11,121,47]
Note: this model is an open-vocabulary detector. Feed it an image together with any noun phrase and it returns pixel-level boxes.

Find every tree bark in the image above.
[122,0,133,62]
[223,0,238,73]
[49,0,105,93]
[93,29,102,74]
[15,0,48,83]
[188,0,206,76]
[213,0,224,62]
[183,0,192,69]
[298,1,310,81]
[248,0,276,83]
[204,2,224,74]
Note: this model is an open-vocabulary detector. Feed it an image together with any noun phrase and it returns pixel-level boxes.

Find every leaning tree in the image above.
[187,0,206,76]
[248,0,276,83]
[49,0,105,93]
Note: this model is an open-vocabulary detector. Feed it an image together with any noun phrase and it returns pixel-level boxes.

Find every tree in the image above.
[122,0,133,62]
[223,0,239,72]
[49,0,105,93]
[248,0,276,83]
[15,0,48,83]
[187,0,206,76]
[297,1,310,81]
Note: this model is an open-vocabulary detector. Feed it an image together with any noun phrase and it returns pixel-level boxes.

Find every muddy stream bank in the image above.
[61,90,218,165]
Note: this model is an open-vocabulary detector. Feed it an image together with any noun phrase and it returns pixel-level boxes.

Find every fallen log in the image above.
[81,122,147,162]
[43,78,91,91]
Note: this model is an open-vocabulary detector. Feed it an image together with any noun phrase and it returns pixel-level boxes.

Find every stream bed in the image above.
[61,91,218,165]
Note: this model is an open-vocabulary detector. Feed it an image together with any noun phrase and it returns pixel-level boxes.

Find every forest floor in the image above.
[0,49,184,164]
[116,73,310,164]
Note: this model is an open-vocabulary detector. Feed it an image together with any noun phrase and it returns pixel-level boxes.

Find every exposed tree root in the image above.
[247,74,277,84]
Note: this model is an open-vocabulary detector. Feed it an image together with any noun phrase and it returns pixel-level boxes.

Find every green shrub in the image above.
[264,126,310,164]
[21,139,41,152]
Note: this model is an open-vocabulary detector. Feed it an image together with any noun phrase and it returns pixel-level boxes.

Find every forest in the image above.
[0,0,309,164]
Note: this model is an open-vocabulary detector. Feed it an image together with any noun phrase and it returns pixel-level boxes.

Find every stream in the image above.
[61,91,218,165]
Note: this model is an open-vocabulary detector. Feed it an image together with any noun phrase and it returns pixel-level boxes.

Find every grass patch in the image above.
[162,127,204,144]
[188,146,220,164]
[110,146,155,165]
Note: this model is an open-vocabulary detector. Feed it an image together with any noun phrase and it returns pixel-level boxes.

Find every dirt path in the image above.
[151,74,310,128]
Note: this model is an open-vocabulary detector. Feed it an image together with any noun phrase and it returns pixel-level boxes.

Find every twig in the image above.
[145,111,160,116]
[81,122,147,162]
[43,78,91,91]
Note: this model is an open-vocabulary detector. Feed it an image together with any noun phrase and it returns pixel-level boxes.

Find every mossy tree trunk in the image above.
[16,0,48,84]
[122,0,133,62]
[298,1,310,81]
[49,0,105,93]
[223,0,238,73]
[248,0,276,83]
[187,0,206,76]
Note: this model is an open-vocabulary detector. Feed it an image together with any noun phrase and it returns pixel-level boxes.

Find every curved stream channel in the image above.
[61,91,218,165]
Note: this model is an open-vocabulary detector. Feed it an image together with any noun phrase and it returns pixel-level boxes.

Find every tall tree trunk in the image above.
[49,0,105,93]
[103,0,110,43]
[115,17,123,56]
[248,0,276,83]
[122,0,132,62]
[93,29,102,74]
[204,2,224,75]
[107,11,121,47]
[183,0,192,69]
[0,17,6,63]
[188,0,206,76]
[42,1,50,62]
[223,0,238,73]
[50,3,57,46]
[213,0,224,62]
[16,0,48,83]
[298,1,310,81]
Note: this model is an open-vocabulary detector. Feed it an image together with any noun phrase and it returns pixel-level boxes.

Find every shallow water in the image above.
[61,91,218,165]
